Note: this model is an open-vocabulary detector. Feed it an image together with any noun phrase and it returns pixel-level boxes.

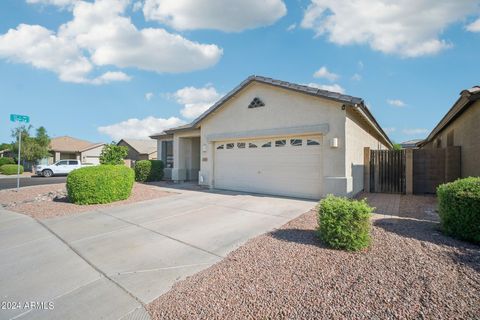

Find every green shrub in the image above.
[135,160,164,182]
[437,177,480,244]
[67,165,134,205]
[0,157,15,166]
[317,195,373,251]
[0,164,24,175]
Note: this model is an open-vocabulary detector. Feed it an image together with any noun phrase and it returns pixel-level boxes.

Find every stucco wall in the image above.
[345,109,388,196]
[80,145,104,165]
[198,82,348,195]
[422,100,480,177]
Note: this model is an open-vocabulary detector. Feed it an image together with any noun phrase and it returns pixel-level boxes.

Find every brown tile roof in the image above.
[49,136,104,152]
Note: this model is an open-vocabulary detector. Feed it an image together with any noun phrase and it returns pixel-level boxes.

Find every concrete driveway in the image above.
[0,187,315,320]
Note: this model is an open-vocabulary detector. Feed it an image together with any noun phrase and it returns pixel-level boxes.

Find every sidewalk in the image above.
[0,208,149,320]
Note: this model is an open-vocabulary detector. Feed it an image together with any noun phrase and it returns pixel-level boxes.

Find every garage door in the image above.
[214,136,322,199]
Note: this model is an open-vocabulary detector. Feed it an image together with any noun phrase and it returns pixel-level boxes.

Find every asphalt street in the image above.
[0,176,67,190]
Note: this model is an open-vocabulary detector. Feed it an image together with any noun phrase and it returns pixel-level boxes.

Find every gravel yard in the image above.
[148,195,480,319]
[0,182,175,219]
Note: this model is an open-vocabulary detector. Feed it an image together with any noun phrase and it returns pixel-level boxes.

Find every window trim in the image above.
[307,139,320,146]
[275,139,286,147]
[290,139,303,146]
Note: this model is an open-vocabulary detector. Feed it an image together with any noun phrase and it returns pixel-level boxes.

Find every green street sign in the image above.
[10,114,30,123]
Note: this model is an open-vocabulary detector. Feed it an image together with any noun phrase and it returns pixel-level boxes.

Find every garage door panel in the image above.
[214,136,323,199]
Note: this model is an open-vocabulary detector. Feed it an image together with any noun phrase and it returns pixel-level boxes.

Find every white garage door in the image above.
[214,136,323,199]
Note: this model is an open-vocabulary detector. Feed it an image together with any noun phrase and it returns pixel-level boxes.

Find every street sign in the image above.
[9,114,30,191]
[10,114,30,123]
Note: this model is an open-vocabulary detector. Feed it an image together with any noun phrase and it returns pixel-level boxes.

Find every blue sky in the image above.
[1,0,479,144]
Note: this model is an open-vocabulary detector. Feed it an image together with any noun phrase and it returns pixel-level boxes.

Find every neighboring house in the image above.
[151,76,392,199]
[117,139,157,161]
[48,136,105,165]
[400,139,423,149]
[0,149,14,158]
[418,86,480,178]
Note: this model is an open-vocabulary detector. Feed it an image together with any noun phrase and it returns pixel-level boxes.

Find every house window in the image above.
[216,144,224,150]
[435,139,442,148]
[290,139,302,146]
[248,143,258,148]
[161,140,174,168]
[447,131,454,147]
[275,139,286,147]
[262,142,271,148]
[307,139,320,146]
[248,97,265,108]
[237,142,246,149]
[226,143,234,149]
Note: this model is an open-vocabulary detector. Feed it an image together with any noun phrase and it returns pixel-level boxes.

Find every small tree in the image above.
[100,143,128,165]
[10,125,51,164]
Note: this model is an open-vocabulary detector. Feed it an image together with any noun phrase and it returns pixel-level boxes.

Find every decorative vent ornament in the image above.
[248,97,265,108]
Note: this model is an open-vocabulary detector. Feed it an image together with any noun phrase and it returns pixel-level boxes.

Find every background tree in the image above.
[10,125,51,163]
[392,143,402,150]
[0,143,11,151]
[100,143,128,165]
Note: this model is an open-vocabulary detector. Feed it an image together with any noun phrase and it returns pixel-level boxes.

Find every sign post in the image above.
[9,114,30,192]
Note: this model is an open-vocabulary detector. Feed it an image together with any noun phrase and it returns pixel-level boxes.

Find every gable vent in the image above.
[248,97,265,108]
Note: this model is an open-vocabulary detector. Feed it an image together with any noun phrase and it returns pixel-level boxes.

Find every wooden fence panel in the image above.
[370,150,406,194]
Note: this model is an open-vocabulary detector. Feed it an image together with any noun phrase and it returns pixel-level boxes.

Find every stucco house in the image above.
[418,86,480,177]
[151,76,392,199]
[117,139,157,162]
[47,136,105,165]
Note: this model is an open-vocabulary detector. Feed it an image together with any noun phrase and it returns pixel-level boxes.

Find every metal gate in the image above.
[370,150,406,194]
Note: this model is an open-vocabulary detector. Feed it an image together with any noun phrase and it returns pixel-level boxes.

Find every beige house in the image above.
[151,76,392,199]
[117,139,157,161]
[48,136,105,165]
[419,86,480,177]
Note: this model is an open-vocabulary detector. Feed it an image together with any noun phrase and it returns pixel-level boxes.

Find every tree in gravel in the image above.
[10,125,51,163]
[100,143,128,165]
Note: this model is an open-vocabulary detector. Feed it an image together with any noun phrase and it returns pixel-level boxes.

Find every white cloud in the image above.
[402,128,429,135]
[0,0,222,84]
[145,92,154,101]
[98,116,186,140]
[301,0,479,57]
[313,66,339,82]
[26,0,79,7]
[387,99,406,107]
[143,0,287,32]
[91,71,131,84]
[467,18,480,32]
[0,24,93,83]
[287,23,296,31]
[305,82,346,94]
[173,85,222,119]
[132,1,143,11]
[59,0,223,73]
[351,73,362,81]
[383,127,396,134]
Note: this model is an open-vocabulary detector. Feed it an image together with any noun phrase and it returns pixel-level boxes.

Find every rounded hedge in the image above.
[0,157,14,166]
[437,177,480,244]
[134,160,164,182]
[0,164,24,175]
[67,165,134,205]
[317,195,373,251]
